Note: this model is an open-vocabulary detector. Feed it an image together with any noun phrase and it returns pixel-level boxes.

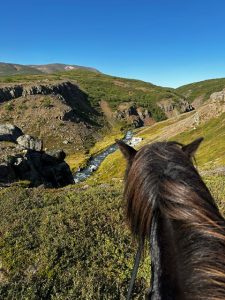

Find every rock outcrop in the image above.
[157,98,194,118]
[16,135,43,151]
[114,103,155,128]
[0,82,70,102]
[113,98,193,127]
[210,89,225,101]
[0,81,97,118]
[0,82,102,153]
[0,124,74,188]
[0,124,23,142]
[0,149,74,188]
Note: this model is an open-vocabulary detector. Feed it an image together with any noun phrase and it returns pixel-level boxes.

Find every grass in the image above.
[172,113,225,169]
[176,77,225,103]
[87,110,225,184]
[0,69,186,122]
[0,184,150,300]
[65,152,89,172]
[89,127,124,156]
[0,109,225,299]
[0,176,224,299]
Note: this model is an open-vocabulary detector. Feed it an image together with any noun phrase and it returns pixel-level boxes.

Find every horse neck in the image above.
[148,204,225,300]
[148,211,185,300]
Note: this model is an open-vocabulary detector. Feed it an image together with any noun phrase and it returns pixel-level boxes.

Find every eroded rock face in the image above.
[0,124,23,142]
[114,103,154,128]
[0,81,100,138]
[16,135,43,151]
[0,81,92,110]
[210,89,225,101]
[0,85,23,101]
[157,98,194,118]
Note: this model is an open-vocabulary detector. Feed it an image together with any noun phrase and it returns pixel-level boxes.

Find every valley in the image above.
[0,64,225,299]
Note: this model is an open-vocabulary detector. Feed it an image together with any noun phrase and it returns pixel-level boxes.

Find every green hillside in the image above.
[176,78,225,103]
[1,70,225,299]
[0,184,151,299]
[0,62,43,76]
[86,109,225,185]
[1,104,225,299]
[0,69,188,122]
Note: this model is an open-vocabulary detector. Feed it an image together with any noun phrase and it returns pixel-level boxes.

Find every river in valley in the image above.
[74,131,133,183]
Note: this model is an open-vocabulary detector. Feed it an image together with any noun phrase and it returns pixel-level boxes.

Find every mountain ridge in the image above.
[0,62,100,76]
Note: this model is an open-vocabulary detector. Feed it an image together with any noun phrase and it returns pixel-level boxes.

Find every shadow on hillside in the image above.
[58,82,102,127]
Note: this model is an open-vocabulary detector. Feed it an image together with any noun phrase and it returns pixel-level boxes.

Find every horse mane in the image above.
[118,139,225,300]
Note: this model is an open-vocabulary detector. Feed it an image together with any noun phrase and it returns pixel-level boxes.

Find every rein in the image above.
[126,239,144,300]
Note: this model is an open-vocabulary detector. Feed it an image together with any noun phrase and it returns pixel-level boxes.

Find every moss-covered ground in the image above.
[1,90,225,299]
[0,184,151,300]
[0,176,224,299]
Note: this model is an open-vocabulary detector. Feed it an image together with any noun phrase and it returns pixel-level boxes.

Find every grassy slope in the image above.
[0,184,150,300]
[0,69,187,168]
[171,113,225,168]
[176,78,225,103]
[0,178,224,299]
[1,73,225,299]
[1,109,225,299]
[87,110,225,185]
[0,69,184,121]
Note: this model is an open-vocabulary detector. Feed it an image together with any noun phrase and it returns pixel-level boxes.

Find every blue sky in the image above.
[1,0,225,87]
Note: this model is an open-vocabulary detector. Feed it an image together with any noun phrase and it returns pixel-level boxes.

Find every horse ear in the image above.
[116,140,137,161]
[182,137,203,158]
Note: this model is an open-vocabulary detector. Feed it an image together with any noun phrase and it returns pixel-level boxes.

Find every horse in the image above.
[117,138,225,300]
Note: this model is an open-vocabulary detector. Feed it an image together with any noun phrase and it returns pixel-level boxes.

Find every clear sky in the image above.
[1,0,225,87]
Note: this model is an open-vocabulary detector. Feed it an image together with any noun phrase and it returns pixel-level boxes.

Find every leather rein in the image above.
[126,239,144,300]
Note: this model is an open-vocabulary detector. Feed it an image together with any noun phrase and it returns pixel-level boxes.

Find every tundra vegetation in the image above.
[0,69,225,299]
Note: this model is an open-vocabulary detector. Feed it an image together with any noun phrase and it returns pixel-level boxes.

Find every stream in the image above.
[74,131,133,183]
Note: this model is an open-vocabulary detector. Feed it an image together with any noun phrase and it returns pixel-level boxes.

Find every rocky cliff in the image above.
[157,98,194,118]
[0,78,194,157]
[112,98,193,128]
[0,81,103,153]
[114,103,155,127]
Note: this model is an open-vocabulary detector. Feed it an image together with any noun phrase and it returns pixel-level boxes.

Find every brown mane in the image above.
[118,139,225,300]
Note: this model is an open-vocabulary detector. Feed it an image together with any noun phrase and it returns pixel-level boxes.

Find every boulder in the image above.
[0,148,74,188]
[0,124,23,142]
[44,150,66,162]
[16,135,43,151]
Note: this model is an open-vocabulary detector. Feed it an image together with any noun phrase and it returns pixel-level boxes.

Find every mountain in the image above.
[0,62,100,77]
[28,63,100,74]
[0,62,43,76]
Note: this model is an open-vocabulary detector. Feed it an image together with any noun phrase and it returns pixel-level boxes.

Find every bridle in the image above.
[126,239,144,300]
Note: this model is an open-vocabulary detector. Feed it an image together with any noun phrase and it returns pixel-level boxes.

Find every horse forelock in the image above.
[124,140,225,299]
[124,141,224,235]
[124,141,192,236]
